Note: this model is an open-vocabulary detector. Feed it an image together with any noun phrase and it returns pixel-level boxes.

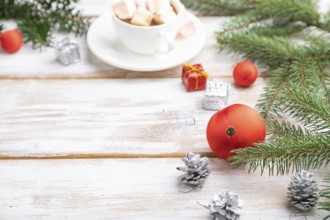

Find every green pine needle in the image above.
[0,0,90,48]
[229,134,330,175]
[216,33,296,67]
[254,0,320,26]
[18,15,52,48]
[180,0,255,16]
[320,174,330,219]
[282,85,330,132]
[183,0,330,213]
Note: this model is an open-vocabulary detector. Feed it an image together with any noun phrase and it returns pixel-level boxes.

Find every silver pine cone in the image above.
[205,190,243,220]
[287,170,319,211]
[177,152,211,187]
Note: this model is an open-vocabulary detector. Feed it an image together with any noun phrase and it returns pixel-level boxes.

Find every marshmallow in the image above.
[153,8,177,24]
[176,21,196,40]
[130,7,154,26]
[147,0,172,13]
[170,0,181,14]
[134,0,147,8]
[112,0,137,20]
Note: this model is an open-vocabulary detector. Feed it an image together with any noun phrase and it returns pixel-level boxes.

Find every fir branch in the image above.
[180,0,255,16]
[216,33,296,67]
[0,0,27,19]
[46,1,89,36]
[248,23,306,37]
[317,11,330,32]
[305,37,330,60]
[17,15,52,48]
[282,85,330,132]
[0,24,4,32]
[286,58,324,91]
[320,174,330,219]
[265,116,310,137]
[0,0,89,48]
[254,0,320,26]
[219,11,264,34]
[256,65,291,118]
[229,134,330,175]
[190,1,330,215]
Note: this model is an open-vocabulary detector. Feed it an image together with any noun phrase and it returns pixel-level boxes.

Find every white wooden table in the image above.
[0,1,329,219]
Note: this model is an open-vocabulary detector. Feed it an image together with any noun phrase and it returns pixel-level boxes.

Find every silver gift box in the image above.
[203,80,229,111]
[55,37,80,66]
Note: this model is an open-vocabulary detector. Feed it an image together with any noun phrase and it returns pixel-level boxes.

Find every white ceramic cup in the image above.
[111,0,185,55]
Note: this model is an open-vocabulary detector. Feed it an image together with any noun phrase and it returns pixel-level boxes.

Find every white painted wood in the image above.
[0,17,242,79]
[0,77,265,157]
[0,159,328,220]
[1,2,329,219]
[1,0,329,79]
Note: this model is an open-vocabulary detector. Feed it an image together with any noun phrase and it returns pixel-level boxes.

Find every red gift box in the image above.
[182,63,208,92]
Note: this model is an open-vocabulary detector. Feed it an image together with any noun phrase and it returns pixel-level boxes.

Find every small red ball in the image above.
[0,29,23,54]
[233,60,258,87]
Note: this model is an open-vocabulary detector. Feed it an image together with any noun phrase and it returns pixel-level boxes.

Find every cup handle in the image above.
[157,30,175,53]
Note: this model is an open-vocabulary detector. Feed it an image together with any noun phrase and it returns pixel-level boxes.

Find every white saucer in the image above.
[87,12,206,72]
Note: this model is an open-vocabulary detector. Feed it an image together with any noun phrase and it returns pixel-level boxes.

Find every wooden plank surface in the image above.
[1,0,329,219]
[0,16,241,79]
[0,77,265,158]
[1,0,329,79]
[0,159,328,220]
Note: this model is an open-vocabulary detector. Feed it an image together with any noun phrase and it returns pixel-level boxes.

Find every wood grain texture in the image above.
[1,0,329,79]
[0,77,265,157]
[0,159,328,220]
[1,1,329,219]
[0,18,243,79]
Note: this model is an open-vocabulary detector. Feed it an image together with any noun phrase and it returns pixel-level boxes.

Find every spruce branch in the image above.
[216,33,296,67]
[317,11,330,32]
[256,65,291,119]
[256,50,329,120]
[188,0,330,215]
[248,23,306,37]
[0,0,90,48]
[286,57,323,91]
[282,86,330,132]
[254,0,320,26]
[17,15,52,48]
[180,0,255,16]
[187,0,330,178]
[265,116,310,138]
[320,174,330,218]
[229,135,330,175]
[219,11,264,34]
[0,24,4,32]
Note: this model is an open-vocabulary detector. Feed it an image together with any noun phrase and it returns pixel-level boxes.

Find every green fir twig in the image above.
[182,0,330,215]
[180,0,255,16]
[0,0,90,48]
[320,174,330,219]
[229,134,330,175]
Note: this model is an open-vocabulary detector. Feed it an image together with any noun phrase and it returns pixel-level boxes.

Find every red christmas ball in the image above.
[233,60,258,87]
[206,104,266,159]
[0,29,23,54]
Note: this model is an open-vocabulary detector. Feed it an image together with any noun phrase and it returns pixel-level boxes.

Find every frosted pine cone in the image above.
[177,152,211,188]
[201,190,243,220]
[287,170,319,211]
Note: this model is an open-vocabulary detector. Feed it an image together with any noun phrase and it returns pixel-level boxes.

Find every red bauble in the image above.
[206,104,266,159]
[0,29,23,54]
[233,60,258,87]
